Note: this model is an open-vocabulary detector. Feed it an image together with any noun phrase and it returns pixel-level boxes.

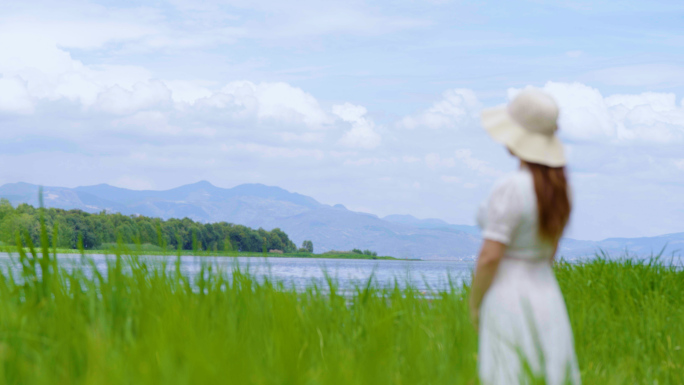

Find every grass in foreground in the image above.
[0,246,681,384]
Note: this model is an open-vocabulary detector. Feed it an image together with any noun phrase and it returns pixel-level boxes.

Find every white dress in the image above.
[476,168,581,385]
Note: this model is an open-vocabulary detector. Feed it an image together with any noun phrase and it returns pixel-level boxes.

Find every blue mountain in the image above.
[0,181,680,260]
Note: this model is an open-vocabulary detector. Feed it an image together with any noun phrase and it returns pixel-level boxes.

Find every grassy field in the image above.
[0,240,681,383]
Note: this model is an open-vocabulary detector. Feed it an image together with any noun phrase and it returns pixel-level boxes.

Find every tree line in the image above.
[0,199,298,253]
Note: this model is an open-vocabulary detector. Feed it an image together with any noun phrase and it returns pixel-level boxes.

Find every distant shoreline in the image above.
[1,247,408,261]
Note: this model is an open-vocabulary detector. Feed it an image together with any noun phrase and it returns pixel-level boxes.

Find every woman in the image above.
[470,89,581,385]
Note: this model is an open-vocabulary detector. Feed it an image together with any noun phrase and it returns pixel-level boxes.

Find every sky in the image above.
[1,0,683,241]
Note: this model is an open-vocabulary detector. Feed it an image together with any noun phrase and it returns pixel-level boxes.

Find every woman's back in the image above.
[477,167,556,262]
[476,168,580,385]
[471,89,580,384]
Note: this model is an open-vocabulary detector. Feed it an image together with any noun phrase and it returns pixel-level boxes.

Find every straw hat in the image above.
[481,89,565,167]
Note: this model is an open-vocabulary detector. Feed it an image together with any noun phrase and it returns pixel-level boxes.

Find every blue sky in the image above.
[1,0,683,240]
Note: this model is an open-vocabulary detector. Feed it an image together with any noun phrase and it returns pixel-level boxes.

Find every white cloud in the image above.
[333,103,367,122]
[454,149,501,176]
[165,80,214,105]
[399,88,481,130]
[0,38,337,136]
[604,92,684,142]
[114,111,182,135]
[0,9,161,110]
[95,81,173,115]
[0,17,164,113]
[511,82,684,144]
[219,81,331,129]
[0,76,33,113]
[333,103,381,149]
[509,82,615,141]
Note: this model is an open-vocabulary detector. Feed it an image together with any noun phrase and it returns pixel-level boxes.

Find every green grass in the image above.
[556,256,684,383]
[0,241,681,383]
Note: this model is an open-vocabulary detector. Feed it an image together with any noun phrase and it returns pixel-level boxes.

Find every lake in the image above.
[0,253,474,292]
[1,253,679,293]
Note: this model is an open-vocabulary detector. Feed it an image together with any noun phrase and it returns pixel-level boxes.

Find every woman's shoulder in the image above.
[490,170,530,195]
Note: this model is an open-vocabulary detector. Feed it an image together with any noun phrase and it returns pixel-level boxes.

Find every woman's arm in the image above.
[469,239,506,328]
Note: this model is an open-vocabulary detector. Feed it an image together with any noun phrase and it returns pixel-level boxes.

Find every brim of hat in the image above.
[481,106,566,167]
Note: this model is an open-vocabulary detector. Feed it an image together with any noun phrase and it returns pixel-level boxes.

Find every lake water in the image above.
[1,253,679,293]
[0,253,474,292]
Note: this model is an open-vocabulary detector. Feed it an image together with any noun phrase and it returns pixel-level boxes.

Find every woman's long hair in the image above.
[524,161,571,243]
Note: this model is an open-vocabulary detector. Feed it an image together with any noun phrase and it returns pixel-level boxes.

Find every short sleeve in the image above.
[482,177,523,245]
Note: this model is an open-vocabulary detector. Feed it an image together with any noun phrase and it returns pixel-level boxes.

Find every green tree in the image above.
[0,200,298,253]
[301,240,314,253]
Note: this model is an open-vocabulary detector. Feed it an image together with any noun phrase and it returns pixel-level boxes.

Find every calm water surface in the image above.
[2,253,678,292]
[0,253,475,292]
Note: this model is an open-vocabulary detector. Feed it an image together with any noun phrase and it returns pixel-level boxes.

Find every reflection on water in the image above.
[0,253,474,292]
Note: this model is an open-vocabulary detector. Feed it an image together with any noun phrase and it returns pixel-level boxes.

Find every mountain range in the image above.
[0,181,681,260]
